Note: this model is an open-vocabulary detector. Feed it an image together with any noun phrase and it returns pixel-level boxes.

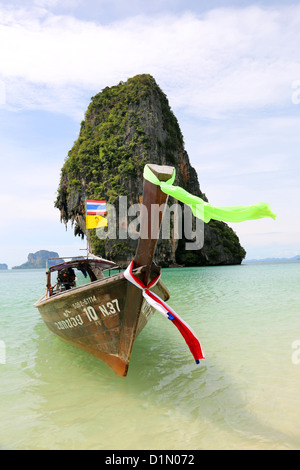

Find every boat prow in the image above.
[34,164,173,376]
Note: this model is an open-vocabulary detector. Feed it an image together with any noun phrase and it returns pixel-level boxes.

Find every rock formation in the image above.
[13,250,63,269]
[55,74,246,266]
[0,264,8,270]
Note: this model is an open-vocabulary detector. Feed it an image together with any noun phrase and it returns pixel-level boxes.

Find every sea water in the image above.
[0,262,300,450]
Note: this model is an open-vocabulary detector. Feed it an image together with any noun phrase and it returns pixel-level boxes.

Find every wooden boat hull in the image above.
[34,268,169,376]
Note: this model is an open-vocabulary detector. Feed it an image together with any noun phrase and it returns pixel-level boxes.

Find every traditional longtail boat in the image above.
[34,161,276,376]
[34,164,203,377]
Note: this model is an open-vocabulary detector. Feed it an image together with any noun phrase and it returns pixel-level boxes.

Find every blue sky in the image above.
[0,0,300,267]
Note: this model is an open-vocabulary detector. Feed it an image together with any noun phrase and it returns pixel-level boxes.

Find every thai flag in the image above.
[86,200,106,215]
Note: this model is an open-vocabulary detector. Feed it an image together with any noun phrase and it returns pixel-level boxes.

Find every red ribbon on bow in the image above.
[123,261,205,364]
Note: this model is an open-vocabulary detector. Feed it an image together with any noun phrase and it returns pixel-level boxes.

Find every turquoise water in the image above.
[0,262,300,450]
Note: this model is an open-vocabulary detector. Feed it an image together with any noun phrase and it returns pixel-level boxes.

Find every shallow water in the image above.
[0,262,300,450]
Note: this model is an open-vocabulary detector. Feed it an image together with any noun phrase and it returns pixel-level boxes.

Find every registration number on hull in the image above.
[53,298,121,331]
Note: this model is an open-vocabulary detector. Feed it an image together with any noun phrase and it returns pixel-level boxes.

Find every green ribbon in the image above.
[143,165,276,224]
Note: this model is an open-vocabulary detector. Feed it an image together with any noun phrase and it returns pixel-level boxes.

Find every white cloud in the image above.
[0,3,299,262]
[184,114,300,186]
[0,192,58,224]
[0,5,300,117]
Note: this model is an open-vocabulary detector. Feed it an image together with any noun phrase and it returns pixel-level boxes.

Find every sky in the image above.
[0,0,300,267]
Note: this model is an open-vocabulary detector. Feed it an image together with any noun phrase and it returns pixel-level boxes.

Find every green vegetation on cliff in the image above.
[55,74,246,266]
[56,75,184,220]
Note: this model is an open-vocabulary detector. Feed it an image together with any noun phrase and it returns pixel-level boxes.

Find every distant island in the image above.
[0,263,8,270]
[12,250,64,269]
[244,255,300,263]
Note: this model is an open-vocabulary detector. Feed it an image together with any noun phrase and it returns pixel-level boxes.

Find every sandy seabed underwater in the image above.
[0,261,300,450]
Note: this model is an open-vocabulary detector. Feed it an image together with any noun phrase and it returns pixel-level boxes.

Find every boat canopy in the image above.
[48,255,117,273]
[45,255,119,297]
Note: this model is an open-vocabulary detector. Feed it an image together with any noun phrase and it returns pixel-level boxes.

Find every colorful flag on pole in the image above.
[86,200,106,215]
[86,214,108,229]
[86,200,107,229]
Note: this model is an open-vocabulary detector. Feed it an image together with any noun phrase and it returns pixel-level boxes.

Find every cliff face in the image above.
[55,74,246,266]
